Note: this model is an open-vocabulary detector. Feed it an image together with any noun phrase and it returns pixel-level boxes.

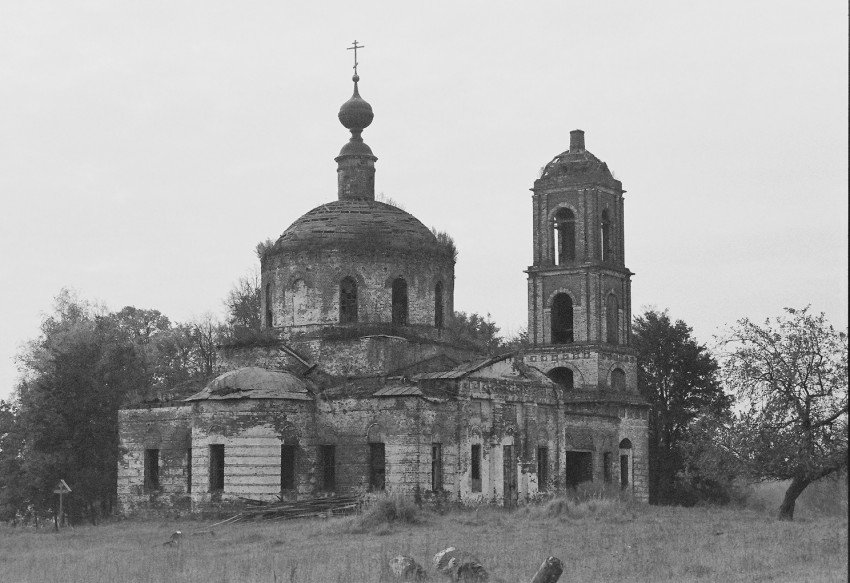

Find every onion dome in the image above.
[537,130,621,189]
[338,74,374,131]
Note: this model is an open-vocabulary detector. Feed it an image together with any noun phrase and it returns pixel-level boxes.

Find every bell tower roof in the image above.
[536,130,621,190]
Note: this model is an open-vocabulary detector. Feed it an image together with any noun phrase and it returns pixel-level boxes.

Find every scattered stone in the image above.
[163,530,182,547]
[389,555,427,580]
[530,556,563,583]
[433,547,488,582]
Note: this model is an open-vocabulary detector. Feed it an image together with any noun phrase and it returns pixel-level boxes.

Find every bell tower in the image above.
[522,130,637,392]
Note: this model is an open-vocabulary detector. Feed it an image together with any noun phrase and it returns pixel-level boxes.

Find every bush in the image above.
[344,494,423,533]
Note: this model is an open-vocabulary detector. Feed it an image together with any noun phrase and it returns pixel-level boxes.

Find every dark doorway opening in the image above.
[551,294,574,343]
[281,445,296,491]
[144,449,159,492]
[503,445,517,507]
[564,451,593,488]
[537,446,549,491]
[209,445,225,492]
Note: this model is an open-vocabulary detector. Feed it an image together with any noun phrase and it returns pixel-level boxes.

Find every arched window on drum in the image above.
[392,278,408,326]
[339,277,358,324]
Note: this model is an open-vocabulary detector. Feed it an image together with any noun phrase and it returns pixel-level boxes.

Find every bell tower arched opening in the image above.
[554,208,576,265]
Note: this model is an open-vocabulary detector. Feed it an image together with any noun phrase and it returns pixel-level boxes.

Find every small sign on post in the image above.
[53,479,71,530]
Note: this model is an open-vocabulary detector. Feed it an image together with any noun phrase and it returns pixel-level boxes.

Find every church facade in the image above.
[116,73,649,515]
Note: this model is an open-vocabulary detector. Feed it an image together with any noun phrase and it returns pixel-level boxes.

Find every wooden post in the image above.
[530,556,563,583]
[53,479,72,532]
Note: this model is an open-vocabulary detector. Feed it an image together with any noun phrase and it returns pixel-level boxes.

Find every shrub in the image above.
[345,494,423,533]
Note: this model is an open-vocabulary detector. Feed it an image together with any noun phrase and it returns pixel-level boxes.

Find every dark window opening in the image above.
[603,452,613,483]
[209,444,225,492]
[434,282,444,329]
[619,438,632,489]
[391,278,408,326]
[611,368,626,391]
[606,294,619,344]
[601,209,612,262]
[144,449,159,492]
[620,454,630,489]
[265,283,273,328]
[320,445,336,491]
[369,443,386,491]
[537,446,549,491]
[547,367,574,390]
[281,444,296,490]
[471,444,482,493]
[431,443,443,492]
[554,208,576,264]
[186,448,192,494]
[551,293,574,343]
[339,277,358,324]
[564,451,593,488]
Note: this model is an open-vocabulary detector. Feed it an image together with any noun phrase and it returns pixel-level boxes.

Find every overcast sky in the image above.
[1,1,847,401]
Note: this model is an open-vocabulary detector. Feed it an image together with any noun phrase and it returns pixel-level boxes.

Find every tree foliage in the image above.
[448,311,504,355]
[223,269,266,342]
[720,307,848,520]
[0,290,223,522]
[633,309,731,505]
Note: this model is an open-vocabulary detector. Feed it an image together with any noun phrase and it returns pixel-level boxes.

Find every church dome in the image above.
[185,367,311,401]
[537,130,621,189]
[273,199,448,257]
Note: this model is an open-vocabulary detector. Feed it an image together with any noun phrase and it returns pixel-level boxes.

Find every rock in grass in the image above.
[530,556,563,583]
[433,547,488,582]
[389,555,427,580]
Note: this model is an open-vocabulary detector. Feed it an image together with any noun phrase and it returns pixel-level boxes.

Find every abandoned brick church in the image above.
[117,71,649,514]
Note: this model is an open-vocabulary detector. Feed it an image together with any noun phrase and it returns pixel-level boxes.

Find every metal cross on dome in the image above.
[347,40,365,75]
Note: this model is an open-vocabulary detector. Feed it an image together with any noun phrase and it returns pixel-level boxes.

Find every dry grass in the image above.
[0,497,846,583]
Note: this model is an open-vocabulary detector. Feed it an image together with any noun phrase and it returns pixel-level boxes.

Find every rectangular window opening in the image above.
[620,454,630,489]
[603,452,613,483]
[471,444,482,493]
[144,449,159,492]
[281,444,297,491]
[320,445,336,492]
[431,443,443,492]
[209,444,225,492]
[537,446,549,492]
[186,448,192,494]
[369,443,386,491]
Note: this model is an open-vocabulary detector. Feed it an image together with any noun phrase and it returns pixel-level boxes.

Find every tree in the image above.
[224,269,263,341]
[448,312,503,355]
[7,290,220,521]
[720,307,848,520]
[633,309,731,504]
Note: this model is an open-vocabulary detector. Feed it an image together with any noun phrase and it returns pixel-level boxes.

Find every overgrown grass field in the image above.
[1,495,846,583]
